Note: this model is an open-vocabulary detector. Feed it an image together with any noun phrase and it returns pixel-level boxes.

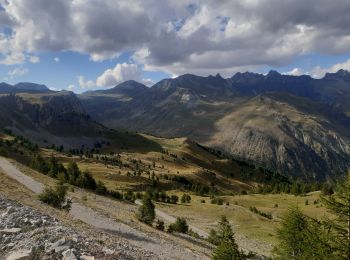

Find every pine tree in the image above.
[274,207,309,259]
[137,196,155,225]
[211,216,251,260]
[274,207,333,260]
[322,172,350,259]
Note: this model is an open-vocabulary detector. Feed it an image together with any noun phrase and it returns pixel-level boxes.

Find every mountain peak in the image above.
[266,70,281,77]
[324,69,350,80]
[215,73,223,78]
[336,69,350,76]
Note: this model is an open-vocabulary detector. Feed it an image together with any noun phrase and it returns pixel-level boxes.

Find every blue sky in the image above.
[0,51,170,92]
[1,0,350,93]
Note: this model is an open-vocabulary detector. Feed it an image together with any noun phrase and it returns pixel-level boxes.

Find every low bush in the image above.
[249,206,272,219]
[155,219,165,231]
[38,183,71,211]
[168,217,189,233]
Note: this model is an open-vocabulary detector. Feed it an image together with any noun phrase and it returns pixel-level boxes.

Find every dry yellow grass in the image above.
[155,191,329,256]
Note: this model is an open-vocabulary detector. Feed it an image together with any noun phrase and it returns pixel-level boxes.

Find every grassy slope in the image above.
[155,191,328,256]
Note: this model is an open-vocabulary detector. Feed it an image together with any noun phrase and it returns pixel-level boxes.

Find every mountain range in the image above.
[79,70,350,181]
[1,70,350,181]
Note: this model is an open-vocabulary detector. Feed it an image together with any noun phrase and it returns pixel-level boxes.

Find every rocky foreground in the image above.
[0,195,156,260]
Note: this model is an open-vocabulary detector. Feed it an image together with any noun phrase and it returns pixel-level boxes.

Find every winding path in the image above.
[0,157,209,260]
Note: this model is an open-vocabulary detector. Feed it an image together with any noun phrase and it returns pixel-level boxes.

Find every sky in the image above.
[1,0,350,93]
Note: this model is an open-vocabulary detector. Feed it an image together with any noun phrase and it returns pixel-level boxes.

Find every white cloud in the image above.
[78,76,95,88]
[0,52,26,65]
[1,0,350,76]
[7,67,28,79]
[284,68,304,76]
[54,57,60,62]
[67,84,75,90]
[96,63,142,87]
[310,59,350,78]
[29,55,40,63]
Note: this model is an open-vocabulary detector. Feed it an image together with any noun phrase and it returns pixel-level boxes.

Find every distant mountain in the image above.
[0,90,159,152]
[79,70,350,180]
[0,82,51,94]
[85,80,149,96]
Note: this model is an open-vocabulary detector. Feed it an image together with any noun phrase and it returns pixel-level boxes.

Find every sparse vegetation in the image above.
[249,206,272,219]
[211,197,224,205]
[180,193,191,204]
[168,217,189,234]
[38,183,71,211]
[155,219,165,231]
[137,196,155,225]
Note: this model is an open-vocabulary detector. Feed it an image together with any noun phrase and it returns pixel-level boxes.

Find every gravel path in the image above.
[0,157,209,260]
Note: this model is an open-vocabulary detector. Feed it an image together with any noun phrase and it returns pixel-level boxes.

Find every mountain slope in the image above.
[207,93,350,180]
[79,71,350,180]
[0,91,161,152]
[0,82,51,94]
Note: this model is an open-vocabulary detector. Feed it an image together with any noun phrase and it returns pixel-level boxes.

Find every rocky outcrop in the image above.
[0,195,155,259]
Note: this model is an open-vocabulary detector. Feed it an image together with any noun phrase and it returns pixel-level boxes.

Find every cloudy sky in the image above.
[1,0,350,92]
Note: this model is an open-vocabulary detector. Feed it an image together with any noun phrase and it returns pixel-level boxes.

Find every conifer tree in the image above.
[137,196,155,225]
[322,172,350,259]
[211,216,252,260]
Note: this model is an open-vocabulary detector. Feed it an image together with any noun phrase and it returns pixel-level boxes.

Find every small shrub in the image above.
[274,203,279,208]
[181,194,191,204]
[200,199,206,203]
[137,197,155,225]
[0,147,8,157]
[155,219,165,231]
[168,217,189,233]
[305,200,309,206]
[38,184,71,211]
[188,229,200,239]
[211,197,224,205]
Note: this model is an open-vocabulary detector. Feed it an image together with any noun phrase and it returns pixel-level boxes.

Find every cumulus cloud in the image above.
[54,57,60,62]
[0,52,26,65]
[1,0,350,76]
[96,63,142,87]
[7,67,28,79]
[78,76,95,88]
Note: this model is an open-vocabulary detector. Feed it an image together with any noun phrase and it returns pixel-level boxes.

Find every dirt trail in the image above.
[0,157,209,260]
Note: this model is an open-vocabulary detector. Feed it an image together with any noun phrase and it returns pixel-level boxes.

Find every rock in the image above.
[50,238,70,253]
[5,248,32,260]
[62,249,77,260]
[102,247,115,255]
[1,207,15,218]
[81,255,95,260]
[0,228,21,234]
